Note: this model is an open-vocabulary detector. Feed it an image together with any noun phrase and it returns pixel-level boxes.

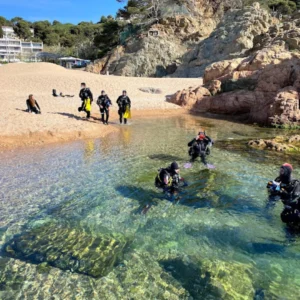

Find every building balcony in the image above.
[32,43,43,48]
[0,42,21,47]
[21,43,32,47]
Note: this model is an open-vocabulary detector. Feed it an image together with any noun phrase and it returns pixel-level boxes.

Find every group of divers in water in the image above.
[25,83,300,228]
[153,131,300,229]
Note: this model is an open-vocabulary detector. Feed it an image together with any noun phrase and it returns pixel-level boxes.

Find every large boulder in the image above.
[169,47,300,125]
[168,86,211,109]
[85,46,125,75]
[3,222,128,278]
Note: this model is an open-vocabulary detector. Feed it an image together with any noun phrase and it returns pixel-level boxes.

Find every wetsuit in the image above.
[79,88,93,118]
[97,95,112,124]
[188,136,212,165]
[267,164,300,225]
[117,95,131,124]
[26,99,41,114]
[155,167,181,195]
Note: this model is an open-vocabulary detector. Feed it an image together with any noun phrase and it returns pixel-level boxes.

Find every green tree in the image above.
[60,34,75,47]
[33,21,52,41]
[52,20,61,26]
[13,20,32,40]
[117,0,150,20]
[99,16,107,23]
[11,17,24,24]
[0,26,3,38]
[94,20,121,57]
[44,32,60,46]
[268,0,296,14]
[0,16,10,26]
[292,0,300,9]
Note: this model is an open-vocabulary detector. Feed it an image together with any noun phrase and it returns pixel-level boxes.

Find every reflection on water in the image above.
[1,115,300,299]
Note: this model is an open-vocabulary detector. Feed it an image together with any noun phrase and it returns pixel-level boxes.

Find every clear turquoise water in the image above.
[1,115,300,299]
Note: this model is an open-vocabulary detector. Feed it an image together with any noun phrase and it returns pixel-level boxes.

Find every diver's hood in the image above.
[280,165,292,184]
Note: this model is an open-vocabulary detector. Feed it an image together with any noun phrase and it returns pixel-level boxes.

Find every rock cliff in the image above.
[86,0,221,77]
[172,3,273,77]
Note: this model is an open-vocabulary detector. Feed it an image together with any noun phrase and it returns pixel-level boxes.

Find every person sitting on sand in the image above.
[116,90,131,125]
[26,94,41,114]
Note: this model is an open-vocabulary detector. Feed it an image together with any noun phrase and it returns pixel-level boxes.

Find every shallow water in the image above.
[1,115,300,299]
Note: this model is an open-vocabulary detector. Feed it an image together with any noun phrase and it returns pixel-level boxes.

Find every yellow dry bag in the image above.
[84,98,91,112]
[123,106,131,119]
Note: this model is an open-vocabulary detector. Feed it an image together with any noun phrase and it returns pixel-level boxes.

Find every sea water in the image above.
[0,115,300,299]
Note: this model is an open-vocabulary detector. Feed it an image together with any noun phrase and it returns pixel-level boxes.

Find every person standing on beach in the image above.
[79,83,93,119]
[97,90,112,125]
[26,94,41,114]
[117,90,131,124]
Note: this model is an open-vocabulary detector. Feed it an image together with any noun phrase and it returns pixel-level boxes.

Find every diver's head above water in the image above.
[197,134,205,141]
[280,163,293,184]
[170,162,180,174]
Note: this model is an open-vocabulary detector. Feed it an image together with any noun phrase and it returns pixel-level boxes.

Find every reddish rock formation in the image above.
[169,47,300,125]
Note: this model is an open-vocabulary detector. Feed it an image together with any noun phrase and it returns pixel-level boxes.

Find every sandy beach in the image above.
[0,63,201,150]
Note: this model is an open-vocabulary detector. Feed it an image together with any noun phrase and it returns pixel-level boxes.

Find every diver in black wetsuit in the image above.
[267,163,300,225]
[79,83,93,103]
[116,90,131,124]
[78,83,93,118]
[97,91,112,125]
[155,162,185,195]
[188,131,213,166]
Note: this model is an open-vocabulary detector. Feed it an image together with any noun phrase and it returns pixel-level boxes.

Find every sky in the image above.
[0,0,125,24]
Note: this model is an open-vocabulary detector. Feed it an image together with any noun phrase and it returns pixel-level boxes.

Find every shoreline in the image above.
[0,109,188,152]
[0,62,202,152]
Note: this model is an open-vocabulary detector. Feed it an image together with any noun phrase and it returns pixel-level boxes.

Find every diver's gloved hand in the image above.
[267,181,280,192]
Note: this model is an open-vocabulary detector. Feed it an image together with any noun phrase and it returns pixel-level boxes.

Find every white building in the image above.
[0,26,43,61]
[2,26,34,39]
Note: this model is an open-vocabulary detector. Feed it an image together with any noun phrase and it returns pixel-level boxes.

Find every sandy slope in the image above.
[0,63,201,149]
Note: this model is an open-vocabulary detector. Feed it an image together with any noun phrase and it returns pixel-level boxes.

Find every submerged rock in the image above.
[200,259,255,300]
[248,135,300,152]
[3,223,128,278]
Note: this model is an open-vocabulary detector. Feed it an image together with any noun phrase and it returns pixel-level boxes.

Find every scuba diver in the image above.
[188,131,213,167]
[267,163,300,225]
[116,90,131,124]
[97,90,112,125]
[78,83,93,119]
[155,162,187,197]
